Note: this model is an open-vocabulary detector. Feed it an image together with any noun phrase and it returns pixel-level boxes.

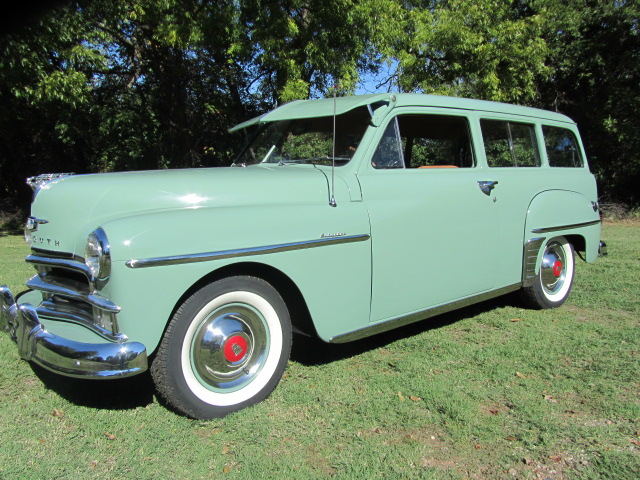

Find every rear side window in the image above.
[543,126,584,167]
[481,120,541,167]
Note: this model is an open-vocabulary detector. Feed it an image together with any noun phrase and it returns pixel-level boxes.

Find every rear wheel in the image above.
[521,236,575,309]
[151,276,292,419]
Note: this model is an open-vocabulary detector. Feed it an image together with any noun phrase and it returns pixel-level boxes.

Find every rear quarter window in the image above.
[542,126,584,167]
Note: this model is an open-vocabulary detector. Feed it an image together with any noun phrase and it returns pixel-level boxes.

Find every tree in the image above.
[0,2,102,208]
[0,0,391,212]
[376,0,640,205]
[1,0,638,213]
[390,0,551,103]
[537,0,640,205]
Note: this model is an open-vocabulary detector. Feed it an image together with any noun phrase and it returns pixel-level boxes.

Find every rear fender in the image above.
[524,190,601,273]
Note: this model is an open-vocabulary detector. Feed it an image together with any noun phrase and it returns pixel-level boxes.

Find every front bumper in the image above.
[0,285,147,378]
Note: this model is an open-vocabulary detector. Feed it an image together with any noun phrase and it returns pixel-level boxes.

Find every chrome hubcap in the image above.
[191,304,268,392]
[540,242,566,296]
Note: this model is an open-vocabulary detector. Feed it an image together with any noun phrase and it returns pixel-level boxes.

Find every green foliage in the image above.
[284,132,334,160]
[238,0,388,101]
[394,0,551,103]
[0,0,387,211]
[536,0,640,205]
[0,5,100,209]
[0,0,638,211]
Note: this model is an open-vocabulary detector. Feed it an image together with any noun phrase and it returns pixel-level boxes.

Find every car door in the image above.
[358,110,503,323]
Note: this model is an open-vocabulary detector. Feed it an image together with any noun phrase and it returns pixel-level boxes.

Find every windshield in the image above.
[234,107,370,166]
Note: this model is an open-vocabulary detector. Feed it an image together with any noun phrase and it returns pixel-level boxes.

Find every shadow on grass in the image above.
[26,293,520,412]
[31,365,156,411]
[291,293,520,366]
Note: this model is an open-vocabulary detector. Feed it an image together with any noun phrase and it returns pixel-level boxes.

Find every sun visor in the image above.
[229,94,394,132]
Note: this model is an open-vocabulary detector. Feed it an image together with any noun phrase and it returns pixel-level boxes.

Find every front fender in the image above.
[97,201,372,352]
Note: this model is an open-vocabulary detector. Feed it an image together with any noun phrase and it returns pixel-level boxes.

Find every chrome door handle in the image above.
[477,180,498,196]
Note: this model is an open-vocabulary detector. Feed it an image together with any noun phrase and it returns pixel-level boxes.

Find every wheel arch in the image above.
[523,232,585,287]
[563,234,586,258]
[155,262,316,357]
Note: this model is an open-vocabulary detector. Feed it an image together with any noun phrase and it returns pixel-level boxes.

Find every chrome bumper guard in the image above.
[0,285,147,378]
[599,241,608,256]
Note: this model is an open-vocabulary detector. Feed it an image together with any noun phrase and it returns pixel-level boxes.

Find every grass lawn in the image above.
[0,222,638,479]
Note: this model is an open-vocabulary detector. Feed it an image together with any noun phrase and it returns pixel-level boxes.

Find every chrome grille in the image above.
[25,251,124,341]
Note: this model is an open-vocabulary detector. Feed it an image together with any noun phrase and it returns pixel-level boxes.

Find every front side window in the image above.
[481,120,541,167]
[371,118,404,168]
[234,107,370,166]
[372,114,475,169]
[543,126,584,167]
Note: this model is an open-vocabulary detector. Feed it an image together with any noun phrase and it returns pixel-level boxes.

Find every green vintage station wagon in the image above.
[1,94,605,418]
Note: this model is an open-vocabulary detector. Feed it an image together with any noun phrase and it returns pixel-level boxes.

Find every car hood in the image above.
[29,165,332,255]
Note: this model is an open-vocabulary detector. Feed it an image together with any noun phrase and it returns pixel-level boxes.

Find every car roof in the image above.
[229,93,574,132]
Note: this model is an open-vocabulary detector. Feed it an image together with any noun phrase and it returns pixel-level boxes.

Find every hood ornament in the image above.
[26,173,74,192]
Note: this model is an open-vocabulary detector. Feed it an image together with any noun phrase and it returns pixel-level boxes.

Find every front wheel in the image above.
[151,276,292,419]
[521,236,575,309]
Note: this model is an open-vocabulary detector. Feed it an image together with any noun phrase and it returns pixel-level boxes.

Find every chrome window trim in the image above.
[126,234,371,269]
[330,283,522,343]
[531,219,600,234]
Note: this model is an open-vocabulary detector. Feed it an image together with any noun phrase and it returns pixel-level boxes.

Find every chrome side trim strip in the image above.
[126,233,371,269]
[329,283,522,343]
[522,237,545,287]
[26,275,121,313]
[531,219,600,234]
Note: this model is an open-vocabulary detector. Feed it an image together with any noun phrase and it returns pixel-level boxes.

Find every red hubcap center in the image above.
[553,260,563,278]
[224,335,248,362]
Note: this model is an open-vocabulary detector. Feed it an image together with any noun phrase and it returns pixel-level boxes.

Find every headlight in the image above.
[85,228,111,282]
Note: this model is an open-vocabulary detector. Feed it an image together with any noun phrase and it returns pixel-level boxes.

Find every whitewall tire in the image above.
[521,236,575,309]
[151,276,292,419]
